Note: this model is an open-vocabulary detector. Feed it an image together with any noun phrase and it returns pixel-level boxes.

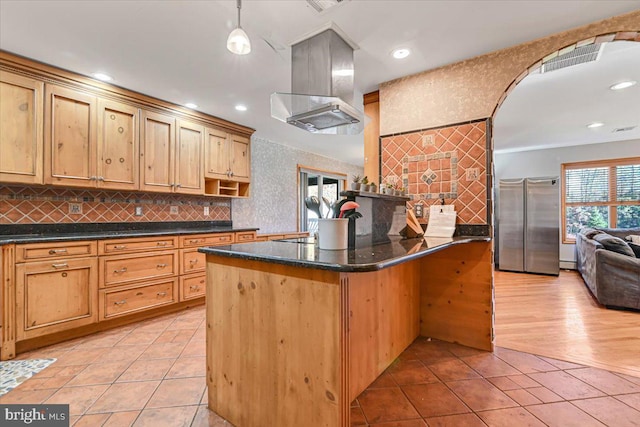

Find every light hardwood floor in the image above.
[494,269,640,378]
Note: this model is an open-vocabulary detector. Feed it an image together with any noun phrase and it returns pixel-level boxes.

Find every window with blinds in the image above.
[562,157,640,243]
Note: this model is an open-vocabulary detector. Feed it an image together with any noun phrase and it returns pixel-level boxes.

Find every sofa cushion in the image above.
[581,228,604,239]
[593,233,635,257]
[628,242,640,258]
[625,235,640,244]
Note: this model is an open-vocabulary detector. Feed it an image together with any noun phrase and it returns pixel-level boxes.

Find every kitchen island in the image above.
[200,235,492,427]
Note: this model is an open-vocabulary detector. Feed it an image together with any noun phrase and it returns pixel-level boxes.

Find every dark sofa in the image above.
[575,227,640,310]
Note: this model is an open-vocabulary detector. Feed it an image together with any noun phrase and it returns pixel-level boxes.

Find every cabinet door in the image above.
[44,84,97,187]
[204,127,230,179]
[97,99,139,190]
[140,110,175,192]
[175,120,204,194]
[230,134,250,181]
[0,71,44,184]
[16,257,98,340]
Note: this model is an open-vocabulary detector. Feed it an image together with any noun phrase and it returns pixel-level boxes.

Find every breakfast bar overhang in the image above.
[200,236,493,427]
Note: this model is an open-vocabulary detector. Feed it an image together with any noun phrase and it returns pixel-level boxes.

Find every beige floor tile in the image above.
[493,347,558,373]
[573,396,640,427]
[138,342,187,360]
[132,405,198,427]
[103,411,141,427]
[462,353,521,378]
[566,367,640,395]
[87,381,160,413]
[615,393,640,411]
[165,356,206,379]
[117,359,175,382]
[526,402,606,427]
[66,361,131,386]
[145,377,206,408]
[504,389,542,406]
[424,413,486,427]
[190,405,235,427]
[45,384,109,415]
[73,413,111,426]
[0,388,56,404]
[528,371,607,400]
[477,407,546,427]
[447,379,518,412]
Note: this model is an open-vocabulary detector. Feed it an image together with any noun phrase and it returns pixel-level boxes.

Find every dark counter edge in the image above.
[199,236,491,273]
[0,221,259,245]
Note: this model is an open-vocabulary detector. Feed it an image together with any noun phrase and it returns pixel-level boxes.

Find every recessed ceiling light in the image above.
[587,122,604,128]
[392,48,410,59]
[92,72,112,82]
[184,103,198,109]
[235,105,247,111]
[610,80,637,90]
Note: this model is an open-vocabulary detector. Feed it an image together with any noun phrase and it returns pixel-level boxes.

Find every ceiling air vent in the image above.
[612,126,637,133]
[541,43,603,73]
[305,0,348,13]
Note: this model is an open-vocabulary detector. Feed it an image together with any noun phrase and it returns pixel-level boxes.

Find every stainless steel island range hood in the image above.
[271,26,365,135]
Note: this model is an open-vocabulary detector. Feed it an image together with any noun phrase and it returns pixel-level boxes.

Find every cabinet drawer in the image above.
[180,233,234,248]
[99,236,178,255]
[100,250,177,288]
[16,241,97,262]
[180,249,206,275]
[16,257,98,340]
[235,231,256,243]
[180,275,206,301]
[100,279,177,319]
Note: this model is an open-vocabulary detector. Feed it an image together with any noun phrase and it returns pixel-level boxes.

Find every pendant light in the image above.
[227,0,251,55]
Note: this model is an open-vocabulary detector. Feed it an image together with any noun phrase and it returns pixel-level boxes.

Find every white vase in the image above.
[318,218,349,250]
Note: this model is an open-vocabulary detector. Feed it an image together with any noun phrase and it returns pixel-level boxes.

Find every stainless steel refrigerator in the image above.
[498,177,559,275]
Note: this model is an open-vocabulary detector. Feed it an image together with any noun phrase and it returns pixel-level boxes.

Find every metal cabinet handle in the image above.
[189,259,198,264]
[52,263,69,269]
[189,239,204,244]
[189,285,200,291]
[90,176,97,181]
[157,242,167,246]
[98,176,105,182]
[114,300,127,306]
[113,245,127,250]
[156,263,168,268]
[199,279,205,284]
[113,267,128,274]
[157,292,167,297]
[49,248,68,255]
[175,184,181,188]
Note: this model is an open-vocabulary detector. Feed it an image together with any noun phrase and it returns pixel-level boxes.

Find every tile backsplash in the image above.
[0,186,231,224]
[381,119,490,225]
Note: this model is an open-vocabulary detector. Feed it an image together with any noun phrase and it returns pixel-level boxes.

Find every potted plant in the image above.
[361,176,370,192]
[350,174,361,191]
[369,182,377,193]
[383,183,394,195]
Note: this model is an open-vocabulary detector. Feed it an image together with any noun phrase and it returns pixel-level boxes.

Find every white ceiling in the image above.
[1,0,639,165]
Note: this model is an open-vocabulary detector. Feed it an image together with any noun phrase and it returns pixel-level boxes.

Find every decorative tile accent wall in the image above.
[381,120,489,225]
[0,186,231,224]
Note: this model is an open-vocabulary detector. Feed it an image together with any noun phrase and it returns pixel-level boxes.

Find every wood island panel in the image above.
[347,261,420,400]
[205,255,345,427]
[420,241,494,351]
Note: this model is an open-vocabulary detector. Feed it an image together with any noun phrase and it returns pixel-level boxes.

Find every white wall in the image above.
[494,139,640,267]
[232,136,364,234]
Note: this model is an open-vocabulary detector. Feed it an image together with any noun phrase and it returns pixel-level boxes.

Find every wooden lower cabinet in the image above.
[100,250,178,287]
[2,230,259,360]
[100,278,178,320]
[15,257,98,340]
[180,274,206,301]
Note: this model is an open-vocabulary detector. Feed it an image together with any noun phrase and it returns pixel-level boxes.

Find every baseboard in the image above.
[560,260,576,270]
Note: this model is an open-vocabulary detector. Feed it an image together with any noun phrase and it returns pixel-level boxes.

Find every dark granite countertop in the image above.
[199,235,491,272]
[0,221,258,245]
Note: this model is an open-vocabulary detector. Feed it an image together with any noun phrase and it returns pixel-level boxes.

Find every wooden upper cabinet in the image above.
[205,129,250,182]
[175,120,204,194]
[44,84,96,187]
[0,71,44,184]
[205,127,230,180]
[140,110,175,192]
[231,134,250,182]
[97,99,139,190]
